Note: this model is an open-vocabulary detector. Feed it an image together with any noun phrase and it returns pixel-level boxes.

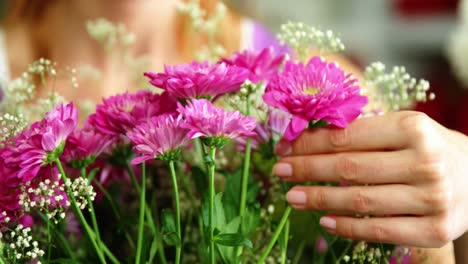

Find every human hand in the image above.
[273,111,468,247]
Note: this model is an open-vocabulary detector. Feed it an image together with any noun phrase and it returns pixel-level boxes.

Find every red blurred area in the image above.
[415,59,468,135]
[393,0,460,16]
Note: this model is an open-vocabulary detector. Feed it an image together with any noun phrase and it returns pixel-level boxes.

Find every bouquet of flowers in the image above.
[0,7,435,264]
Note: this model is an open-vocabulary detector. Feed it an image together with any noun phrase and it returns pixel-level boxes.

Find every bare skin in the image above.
[273,111,467,261]
[5,0,182,102]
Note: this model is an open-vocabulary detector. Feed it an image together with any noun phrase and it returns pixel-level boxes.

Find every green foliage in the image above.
[214,234,253,248]
[161,209,181,247]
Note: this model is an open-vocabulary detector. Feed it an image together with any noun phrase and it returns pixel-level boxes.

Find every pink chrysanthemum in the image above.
[127,114,190,164]
[235,124,270,151]
[236,108,291,151]
[144,61,249,100]
[0,154,22,226]
[263,57,368,141]
[63,127,115,166]
[221,47,285,83]
[87,90,177,136]
[177,99,256,147]
[42,102,78,152]
[1,103,78,182]
[267,108,291,136]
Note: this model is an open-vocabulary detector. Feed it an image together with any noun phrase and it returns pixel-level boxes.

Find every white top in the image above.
[0,28,10,83]
[0,20,258,84]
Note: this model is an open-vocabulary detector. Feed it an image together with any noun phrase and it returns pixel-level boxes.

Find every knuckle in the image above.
[329,128,349,149]
[297,157,314,181]
[314,189,328,210]
[335,155,359,183]
[352,189,372,214]
[416,159,445,182]
[340,221,356,239]
[399,112,432,141]
[429,218,452,247]
[422,182,452,212]
[371,224,388,242]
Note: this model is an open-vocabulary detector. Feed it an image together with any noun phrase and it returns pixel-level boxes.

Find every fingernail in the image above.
[275,140,292,156]
[273,163,292,178]
[319,216,336,231]
[287,190,306,205]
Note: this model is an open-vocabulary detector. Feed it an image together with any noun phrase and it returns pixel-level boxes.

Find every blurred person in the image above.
[0,1,466,263]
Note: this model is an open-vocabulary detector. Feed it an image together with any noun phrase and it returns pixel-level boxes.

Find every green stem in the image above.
[194,138,208,172]
[126,163,156,235]
[208,147,217,264]
[335,240,353,264]
[36,210,75,260]
[240,94,252,215]
[94,179,136,249]
[55,160,107,264]
[47,216,51,263]
[256,206,292,264]
[238,136,251,217]
[233,94,252,263]
[168,161,182,264]
[81,167,102,248]
[135,162,146,264]
[281,220,290,264]
[126,162,141,193]
[292,240,306,264]
[100,242,120,264]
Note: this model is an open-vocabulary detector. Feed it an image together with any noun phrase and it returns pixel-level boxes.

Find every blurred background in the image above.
[0,0,466,133]
[230,0,468,135]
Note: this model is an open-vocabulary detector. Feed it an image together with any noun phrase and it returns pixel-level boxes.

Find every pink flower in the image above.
[263,57,368,141]
[315,236,328,254]
[236,124,270,151]
[267,108,291,136]
[177,99,257,147]
[236,109,290,152]
[0,164,62,228]
[2,103,78,182]
[221,47,285,83]
[0,103,78,182]
[87,90,177,136]
[127,114,190,164]
[42,102,78,152]
[144,61,249,100]
[63,127,115,166]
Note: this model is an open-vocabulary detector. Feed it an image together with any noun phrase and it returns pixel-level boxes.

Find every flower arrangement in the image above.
[0,5,435,264]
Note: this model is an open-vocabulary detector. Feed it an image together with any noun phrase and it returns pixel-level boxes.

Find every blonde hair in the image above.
[3,0,242,62]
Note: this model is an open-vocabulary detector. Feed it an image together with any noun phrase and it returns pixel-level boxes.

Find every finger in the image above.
[274,150,415,184]
[275,112,415,156]
[286,185,431,216]
[319,215,451,248]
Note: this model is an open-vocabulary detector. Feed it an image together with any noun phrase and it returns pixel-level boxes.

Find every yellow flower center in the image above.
[304,87,319,95]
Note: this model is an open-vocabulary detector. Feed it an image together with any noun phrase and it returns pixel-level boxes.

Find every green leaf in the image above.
[223,169,261,223]
[161,209,176,233]
[147,236,159,264]
[191,166,208,195]
[202,192,225,229]
[308,119,329,128]
[163,231,181,247]
[87,167,100,182]
[224,217,241,234]
[242,207,260,235]
[214,233,253,248]
[223,170,242,222]
[215,193,226,229]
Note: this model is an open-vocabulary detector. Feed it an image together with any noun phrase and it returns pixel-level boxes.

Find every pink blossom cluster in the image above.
[0,46,367,230]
